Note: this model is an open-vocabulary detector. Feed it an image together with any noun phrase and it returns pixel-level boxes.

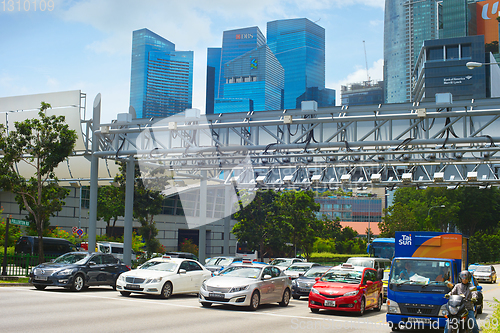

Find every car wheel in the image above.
[310,308,320,313]
[120,291,131,297]
[358,297,366,316]
[34,284,46,290]
[160,281,173,299]
[279,288,290,307]
[71,274,85,292]
[201,302,212,308]
[374,294,382,312]
[292,295,300,300]
[248,291,260,311]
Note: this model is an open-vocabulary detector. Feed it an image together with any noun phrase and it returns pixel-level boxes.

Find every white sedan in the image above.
[116,256,212,298]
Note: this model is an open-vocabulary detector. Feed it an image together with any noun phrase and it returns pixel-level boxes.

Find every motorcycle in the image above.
[444,294,476,333]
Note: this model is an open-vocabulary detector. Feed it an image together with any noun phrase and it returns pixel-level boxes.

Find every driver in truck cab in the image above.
[444,270,479,333]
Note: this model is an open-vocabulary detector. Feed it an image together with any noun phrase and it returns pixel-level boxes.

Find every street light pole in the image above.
[428,204,446,217]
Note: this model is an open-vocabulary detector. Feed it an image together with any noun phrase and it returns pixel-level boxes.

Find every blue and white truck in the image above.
[386,231,468,331]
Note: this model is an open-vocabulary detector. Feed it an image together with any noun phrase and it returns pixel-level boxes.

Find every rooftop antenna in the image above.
[363,40,371,84]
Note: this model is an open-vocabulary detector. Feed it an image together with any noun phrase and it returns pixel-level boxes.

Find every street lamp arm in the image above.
[427,204,446,216]
[466,61,500,69]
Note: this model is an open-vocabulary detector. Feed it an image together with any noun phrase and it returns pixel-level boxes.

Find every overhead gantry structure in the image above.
[88,96,500,263]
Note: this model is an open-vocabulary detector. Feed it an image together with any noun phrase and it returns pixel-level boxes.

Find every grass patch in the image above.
[0,277,30,283]
[481,298,500,332]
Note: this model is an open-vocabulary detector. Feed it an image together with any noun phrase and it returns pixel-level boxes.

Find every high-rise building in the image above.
[205,27,266,114]
[341,81,384,106]
[412,35,500,102]
[267,18,326,109]
[205,47,221,115]
[384,0,439,104]
[214,45,284,113]
[130,28,193,118]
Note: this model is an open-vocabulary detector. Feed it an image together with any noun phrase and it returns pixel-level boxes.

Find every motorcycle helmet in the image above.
[460,270,471,284]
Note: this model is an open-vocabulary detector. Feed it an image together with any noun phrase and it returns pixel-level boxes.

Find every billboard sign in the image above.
[477,0,500,44]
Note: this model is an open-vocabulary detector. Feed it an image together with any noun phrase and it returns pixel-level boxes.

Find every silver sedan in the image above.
[199,262,292,310]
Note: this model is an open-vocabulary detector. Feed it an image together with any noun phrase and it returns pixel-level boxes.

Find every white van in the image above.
[96,242,137,261]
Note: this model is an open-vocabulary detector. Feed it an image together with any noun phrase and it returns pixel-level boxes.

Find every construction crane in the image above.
[363,40,371,84]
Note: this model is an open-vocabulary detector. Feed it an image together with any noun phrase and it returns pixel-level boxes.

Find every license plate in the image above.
[408,317,431,324]
[324,300,336,307]
[35,276,48,281]
[126,284,141,290]
[209,293,225,299]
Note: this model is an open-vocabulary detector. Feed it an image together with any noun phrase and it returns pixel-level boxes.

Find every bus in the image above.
[235,241,258,260]
[367,237,395,259]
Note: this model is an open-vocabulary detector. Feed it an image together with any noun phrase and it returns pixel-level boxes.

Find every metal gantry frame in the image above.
[87,97,500,263]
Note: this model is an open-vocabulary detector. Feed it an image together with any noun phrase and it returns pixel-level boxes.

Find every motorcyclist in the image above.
[444,270,479,333]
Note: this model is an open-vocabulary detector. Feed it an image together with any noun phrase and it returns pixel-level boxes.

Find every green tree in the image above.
[455,187,500,236]
[278,190,321,259]
[0,211,22,247]
[0,103,77,263]
[97,185,125,237]
[232,190,283,259]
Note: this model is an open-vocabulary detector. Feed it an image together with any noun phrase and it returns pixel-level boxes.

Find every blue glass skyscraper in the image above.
[130,28,193,118]
[384,0,439,103]
[267,18,326,109]
[205,47,221,114]
[214,45,284,113]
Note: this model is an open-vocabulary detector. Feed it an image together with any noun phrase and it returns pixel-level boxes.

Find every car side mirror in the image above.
[315,277,320,281]
[263,274,272,280]
[366,280,374,285]
[179,269,187,274]
[377,268,384,280]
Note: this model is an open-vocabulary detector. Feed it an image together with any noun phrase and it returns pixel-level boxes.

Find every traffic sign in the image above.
[76,228,84,236]
[72,226,78,234]
[10,219,30,226]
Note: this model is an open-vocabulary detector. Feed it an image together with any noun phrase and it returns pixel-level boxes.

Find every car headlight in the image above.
[343,290,359,297]
[311,287,319,294]
[201,281,207,291]
[292,280,297,286]
[387,299,401,314]
[229,285,249,293]
[145,277,162,283]
[56,268,76,276]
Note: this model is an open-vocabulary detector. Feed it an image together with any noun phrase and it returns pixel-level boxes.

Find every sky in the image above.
[0,0,385,123]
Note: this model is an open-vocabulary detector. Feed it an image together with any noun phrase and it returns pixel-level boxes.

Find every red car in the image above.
[308,263,383,315]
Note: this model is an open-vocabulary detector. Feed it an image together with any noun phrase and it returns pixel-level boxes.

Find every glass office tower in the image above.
[384,0,439,104]
[130,28,193,118]
[215,45,284,113]
[206,47,221,114]
[267,18,325,109]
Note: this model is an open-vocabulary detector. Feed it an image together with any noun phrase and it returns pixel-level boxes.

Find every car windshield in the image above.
[217,258,235,266]
[383,270,390,281]
[220,266,262,279]
[321,269,362,283]
[53,253,88,264]
[390,259,452,285]
[475,266,491,272]
[346,258,374,268]
[304,268,329,278]
[140,261,177,272]
[287,265,309,272]
[271,259,291,266]
[205,257,219,265]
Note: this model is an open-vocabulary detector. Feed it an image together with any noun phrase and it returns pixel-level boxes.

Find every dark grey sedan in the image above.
[291,266,331,299]
[30,252,130,291]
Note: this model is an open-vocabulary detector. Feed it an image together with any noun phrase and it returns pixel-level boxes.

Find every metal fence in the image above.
[0,254,59,276]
